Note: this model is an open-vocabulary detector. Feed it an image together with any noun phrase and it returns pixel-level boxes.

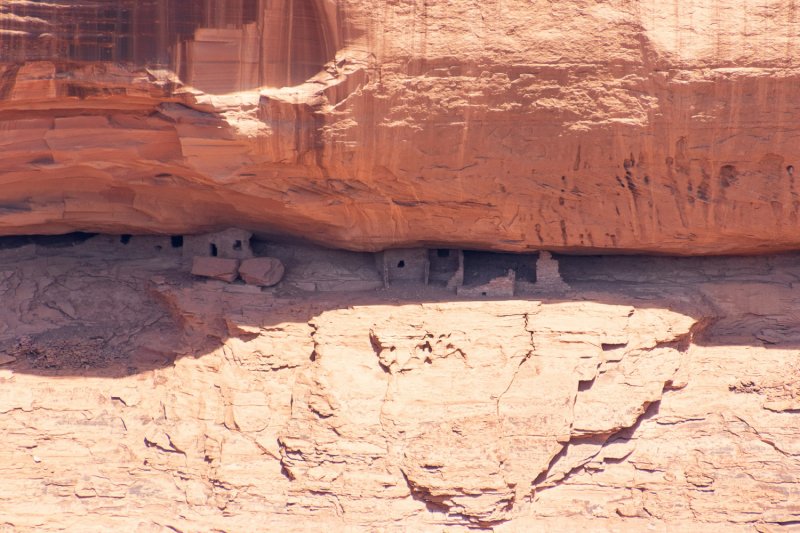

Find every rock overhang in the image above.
[1,1,800,254]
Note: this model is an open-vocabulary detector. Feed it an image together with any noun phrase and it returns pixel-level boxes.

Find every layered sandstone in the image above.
[4,1,800,531]
[1,236,800,531]
[3,1,800,253]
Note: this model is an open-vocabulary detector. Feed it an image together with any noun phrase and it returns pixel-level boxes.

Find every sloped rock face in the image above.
[278,301,694,524]
[0,280,698,529]
[3,1,800,253]
[3,238,800,531]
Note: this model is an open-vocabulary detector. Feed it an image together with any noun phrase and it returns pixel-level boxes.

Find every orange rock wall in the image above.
[3,0,800,253]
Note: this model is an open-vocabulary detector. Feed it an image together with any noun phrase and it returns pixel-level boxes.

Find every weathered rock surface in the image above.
[191,256,240,282]
[238,257,284,286]
[1,237,800,531]
[4,1,800,254]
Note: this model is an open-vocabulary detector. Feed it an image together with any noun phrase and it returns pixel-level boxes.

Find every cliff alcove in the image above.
[3,0,800,253]
[3,0,800,531]
[0,233,799,531]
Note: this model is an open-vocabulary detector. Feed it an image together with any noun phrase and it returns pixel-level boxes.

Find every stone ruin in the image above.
[457,269,516,298]
[183,228,254,262]
[453,250,569,297]
[182,231,568,296]
[186,229,284,287]
[378,248,430,286]
[534,251,570,293]
[376,246,568,296]
[377,248,463,290]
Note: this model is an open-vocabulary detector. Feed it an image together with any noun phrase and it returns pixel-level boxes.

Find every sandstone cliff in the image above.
[4,2,800,531]
[3,0,800,253]
[1,237,800,531]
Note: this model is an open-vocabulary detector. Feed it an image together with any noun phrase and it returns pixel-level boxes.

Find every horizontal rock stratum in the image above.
[4,236,800,531]
[2,0,800,254]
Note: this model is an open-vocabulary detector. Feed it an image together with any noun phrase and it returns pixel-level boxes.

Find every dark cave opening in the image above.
[0,232,101,250]
[462,251,537,286]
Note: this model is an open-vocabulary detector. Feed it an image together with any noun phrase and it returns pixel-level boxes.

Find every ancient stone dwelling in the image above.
[3,0,800,531]
[183,230,568,296]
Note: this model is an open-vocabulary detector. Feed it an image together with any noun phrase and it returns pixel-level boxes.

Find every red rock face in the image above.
[0,0,332,90]
[1,0,800,254]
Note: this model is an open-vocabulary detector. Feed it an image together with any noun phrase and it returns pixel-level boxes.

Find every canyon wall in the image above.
[5,3,800,531]
[3,0,800,253]
[3,237,800,532]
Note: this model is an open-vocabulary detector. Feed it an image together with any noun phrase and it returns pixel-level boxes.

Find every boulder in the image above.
[238,258,284,287]
[191,257,240,282]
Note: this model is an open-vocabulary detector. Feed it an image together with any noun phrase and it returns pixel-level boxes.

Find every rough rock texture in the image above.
[191,256,240,282]
[238,257,285,286]
[3,236,800,531]
[5,1,800,253]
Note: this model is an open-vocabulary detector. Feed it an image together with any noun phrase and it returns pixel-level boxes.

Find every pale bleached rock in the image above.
[3,243,800,531]
[275,300,696,524]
